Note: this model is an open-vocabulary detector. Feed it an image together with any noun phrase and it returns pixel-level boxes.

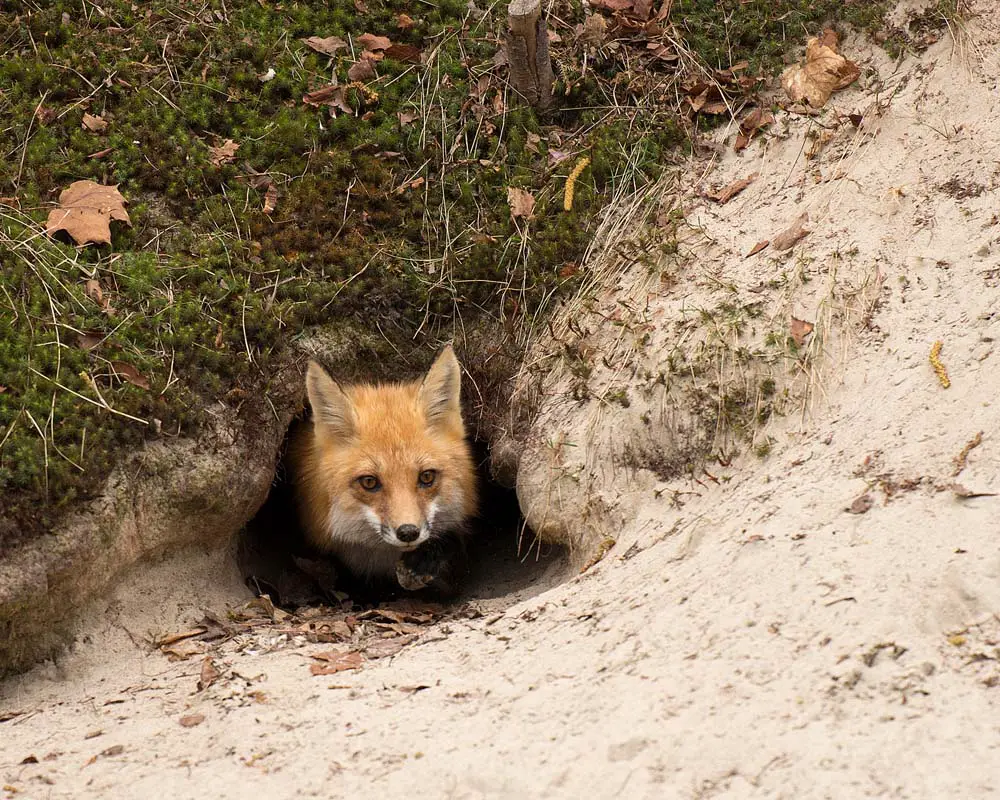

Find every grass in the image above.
[1,0,926,552]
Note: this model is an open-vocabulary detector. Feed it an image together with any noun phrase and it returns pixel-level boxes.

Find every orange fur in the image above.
[287,346,477,581]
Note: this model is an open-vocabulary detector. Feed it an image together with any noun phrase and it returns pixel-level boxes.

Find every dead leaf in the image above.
[46,180,131,246]
[507,187,535,220]
[781,36,860,109]
[82,113,108,133]
[303,85,355,116]
[84,279,106,308]
[948,482,997,499]
[705,173,757,204]
[100,745,124,757]
[198,657,221,691]
[76,331,104,350]
[310,650,364,675]
[178,714,205,728]
[846,494,873,514]
[357,33,391,51]
[110,361,150,390]
[263,183,279,214]
[559,263,579,278]
[734,108,774,151]
[354,0,368,13]
[746,240,769,257]
[398,109,419,126]
[87,147,113,160]
[365,634,418,659]
[0,196,20,209]
[348,57,377,82]
[772,212,810,251]
[385,44,421,63]
[35,106,55,125]
[397,13,415,29]
[589,0,635,10]
[302,35,347,56]
[155,628,207,647]
[209,139,240,166]
[790,317,814,346]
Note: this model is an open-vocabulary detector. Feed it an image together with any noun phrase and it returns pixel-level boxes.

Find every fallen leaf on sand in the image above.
[357,33,391,51]
[790,317,815,346]
[179,714,205,728]
[948,482,997,499]
[198,657,221,691]
[46,180,131,246]
[302,35,347,56]
[706,173,757,204]
[365,634,418,659]
[348,57,377,82]
[101,745,124,757]
[746,240,769,257]
[507,187,535,220]
[155,628,208,648]
[846,494,873,514]
[82,112,108,133]
[209,139,240,166]
[734,108,774,151]
[310,650,364,676]
[772,212,810,251]
[110,361,150,390]
[781,36,860,108]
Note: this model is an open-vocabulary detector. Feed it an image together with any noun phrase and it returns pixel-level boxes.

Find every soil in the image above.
[3,6,1000,798]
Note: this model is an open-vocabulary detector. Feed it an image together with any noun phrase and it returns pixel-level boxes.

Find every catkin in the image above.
[563,156,591,212]
[929,340,950,389]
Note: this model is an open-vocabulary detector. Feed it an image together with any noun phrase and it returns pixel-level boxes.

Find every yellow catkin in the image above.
[929,340,951,389]
[563,156,591,212]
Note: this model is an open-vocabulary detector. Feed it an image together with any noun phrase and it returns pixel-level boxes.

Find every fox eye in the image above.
[357,475,381,492]
[417,469,437,488]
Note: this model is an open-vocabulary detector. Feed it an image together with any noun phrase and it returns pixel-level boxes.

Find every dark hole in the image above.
[236,422,567,611]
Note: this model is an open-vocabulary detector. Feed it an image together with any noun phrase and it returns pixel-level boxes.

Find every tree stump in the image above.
[506,0,554,111]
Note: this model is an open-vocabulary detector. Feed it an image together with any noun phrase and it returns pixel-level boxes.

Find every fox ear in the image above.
[418,345,462,428]
[306,361,355,439]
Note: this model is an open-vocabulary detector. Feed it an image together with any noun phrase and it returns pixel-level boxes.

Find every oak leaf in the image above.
[46,181,130,246]
[507,187,535,220]
[302,35,347,56]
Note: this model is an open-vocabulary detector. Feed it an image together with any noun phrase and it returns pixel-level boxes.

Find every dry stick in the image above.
[506,0,554,111]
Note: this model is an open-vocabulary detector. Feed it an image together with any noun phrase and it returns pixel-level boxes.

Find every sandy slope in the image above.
[3,6,1000,798]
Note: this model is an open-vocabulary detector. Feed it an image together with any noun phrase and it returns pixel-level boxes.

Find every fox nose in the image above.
[396,525,420,543]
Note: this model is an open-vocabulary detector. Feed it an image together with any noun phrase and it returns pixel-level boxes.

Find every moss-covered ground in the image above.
[1,0,944,552]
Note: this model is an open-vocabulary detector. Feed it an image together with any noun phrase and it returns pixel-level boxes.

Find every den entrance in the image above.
[237,424,569,616]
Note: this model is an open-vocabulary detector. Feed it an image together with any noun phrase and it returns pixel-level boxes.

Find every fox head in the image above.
[302,346,476,553]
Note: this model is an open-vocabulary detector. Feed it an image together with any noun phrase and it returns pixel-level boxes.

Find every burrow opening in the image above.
[236,420,569,613]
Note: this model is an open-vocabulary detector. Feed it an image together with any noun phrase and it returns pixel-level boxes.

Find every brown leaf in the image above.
[35,106,55,125]
[365,634,418,659]
[76,331,104,350]
[82,112,108,133]
[301,35,347,56]
[209,139,240,167]
[84,279,105,307]
[385,44,422,63]
[46,180,131,246]
[100,745,125,757]
[110,361,150,390]
[87,147,113,160]
[507,187,535,220]
[310,650,364,675]
[397,12,415,29]
[303,85,355,116]
[589,0,635,10]
[948,482,997,499]
[746,240,770,257]
[179,714,205,728]
[846,494,873,514]
[354,0,368,12]
[155,628,207,647]
[781,36,860,109]
[357,33,391,51]
[348,57,377,82]
[398,109,420,126]
[705,173,757,204]
[772,212,810,251]
[263,183,279,214]
[198,657,221,691]
[734,108,774,151]
[790,317,815,346]
[0,196,20,209]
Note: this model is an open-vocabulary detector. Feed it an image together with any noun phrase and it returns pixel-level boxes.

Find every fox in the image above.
[286,345,478,597]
